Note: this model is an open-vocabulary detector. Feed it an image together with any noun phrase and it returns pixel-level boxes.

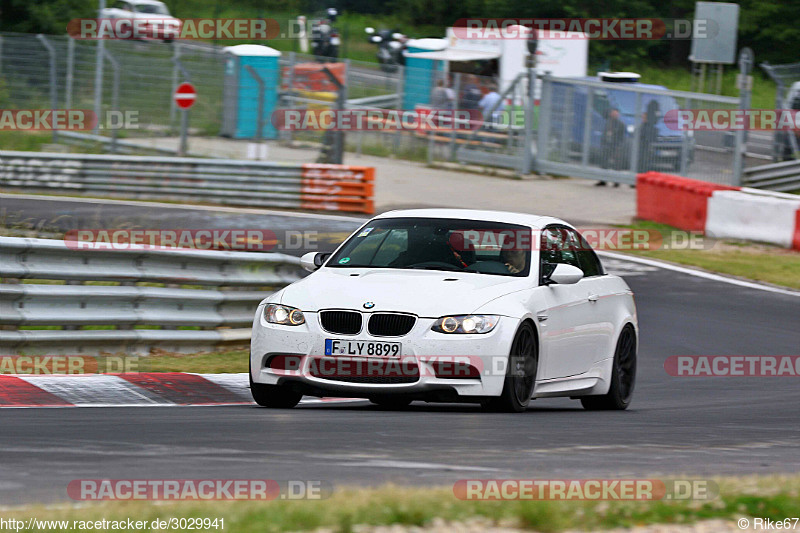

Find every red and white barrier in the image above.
[637,172,800,250]
[0,373,359,408]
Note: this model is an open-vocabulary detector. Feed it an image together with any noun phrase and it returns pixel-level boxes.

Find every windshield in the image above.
[327,217,532,276]
[606,90,678,120]
[135,3,169,14]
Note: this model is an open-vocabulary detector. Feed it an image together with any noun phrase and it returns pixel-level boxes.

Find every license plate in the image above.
[659,150,678,157]
[325,339,401,358]
[330,37,341,45]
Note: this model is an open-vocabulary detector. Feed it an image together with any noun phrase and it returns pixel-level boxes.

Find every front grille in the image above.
[319,310,362,335]
[368,313,416,337]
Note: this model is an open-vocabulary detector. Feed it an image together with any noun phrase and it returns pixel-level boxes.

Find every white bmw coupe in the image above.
[250,209,638,412]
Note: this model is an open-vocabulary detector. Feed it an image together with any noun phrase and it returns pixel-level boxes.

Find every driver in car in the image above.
[501,248,526,274]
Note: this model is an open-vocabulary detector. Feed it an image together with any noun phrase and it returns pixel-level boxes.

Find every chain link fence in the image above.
[0,31,763,187]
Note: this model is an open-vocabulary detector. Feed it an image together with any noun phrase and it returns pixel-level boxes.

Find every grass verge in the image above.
[2,476,800,532]
[145,348,247,374]
[616,221,800,290]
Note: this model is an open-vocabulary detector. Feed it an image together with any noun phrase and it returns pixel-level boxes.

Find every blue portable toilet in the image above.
[402,38,448,109]
[221,44,281,139]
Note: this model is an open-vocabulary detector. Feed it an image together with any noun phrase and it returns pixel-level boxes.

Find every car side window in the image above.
[568,230,604,277]
[540,227,582,283]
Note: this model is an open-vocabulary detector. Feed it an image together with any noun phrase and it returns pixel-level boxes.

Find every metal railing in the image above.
[0,151,375,214]
[0,235,305,355]
[744,160,800,191]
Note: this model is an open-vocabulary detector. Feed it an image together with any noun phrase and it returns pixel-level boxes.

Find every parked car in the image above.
[549,73,695,172]
[99,0,180,42]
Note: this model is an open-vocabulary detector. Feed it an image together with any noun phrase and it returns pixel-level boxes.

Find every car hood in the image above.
[277,267,528,317]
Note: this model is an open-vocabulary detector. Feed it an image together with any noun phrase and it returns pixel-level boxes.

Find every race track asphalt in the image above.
[0,197,799,505]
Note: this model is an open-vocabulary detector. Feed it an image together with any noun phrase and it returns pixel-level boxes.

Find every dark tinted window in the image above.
[572,230,603,277]
[540,227,582,282]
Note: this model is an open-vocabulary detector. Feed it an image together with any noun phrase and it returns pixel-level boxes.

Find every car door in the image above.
[536,226,599,379]
[569,228,616,367]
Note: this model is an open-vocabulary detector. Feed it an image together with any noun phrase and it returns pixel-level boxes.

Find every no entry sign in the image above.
[174,82,197,109]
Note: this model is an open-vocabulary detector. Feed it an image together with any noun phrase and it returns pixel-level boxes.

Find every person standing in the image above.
[597,107,626,187]
[431,80,455,110]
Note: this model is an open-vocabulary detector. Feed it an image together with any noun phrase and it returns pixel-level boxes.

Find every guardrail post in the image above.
[37,34,59,144]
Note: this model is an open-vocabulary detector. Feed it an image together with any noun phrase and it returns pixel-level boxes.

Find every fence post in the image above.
[93,0,106,135]
[66,37,75,110]
[172,57,192,156]
[629,92,643,176]
[244,65,265,141]
[580,88,593,167]
[103,49,121,154]
[537,73,553,163]
[522,66,535,174]
[285,51,295,142]
[449,72,461,161]
[733,48,754,187]
[169,42,182,132]
[37,34,59,144]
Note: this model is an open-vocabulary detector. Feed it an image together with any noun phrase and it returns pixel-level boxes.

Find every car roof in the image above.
[127,0,166,5]
[573,77,669,91]
[372,208,569,230]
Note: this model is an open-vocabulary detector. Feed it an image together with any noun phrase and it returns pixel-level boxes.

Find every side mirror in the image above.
[546,263,583,285]
[300,252,329,272]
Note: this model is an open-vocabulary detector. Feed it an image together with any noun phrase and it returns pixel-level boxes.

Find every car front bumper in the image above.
[250,308,520,400]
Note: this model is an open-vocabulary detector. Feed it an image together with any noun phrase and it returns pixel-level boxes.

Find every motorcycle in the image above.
[365,27,407,73]
[310,8,341,61]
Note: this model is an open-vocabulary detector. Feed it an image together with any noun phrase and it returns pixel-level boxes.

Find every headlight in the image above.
[264,304,305,326]
[431,315,499,334]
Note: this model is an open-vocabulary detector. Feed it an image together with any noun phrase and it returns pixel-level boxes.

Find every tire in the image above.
[249,360,302,408]
[484,322,538,413]
[369,396,412,409]
[581,325,636,411]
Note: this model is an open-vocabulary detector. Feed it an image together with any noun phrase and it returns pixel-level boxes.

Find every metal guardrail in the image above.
[0,236,305,355]
[0,151,375,214]
[744,160,800,192]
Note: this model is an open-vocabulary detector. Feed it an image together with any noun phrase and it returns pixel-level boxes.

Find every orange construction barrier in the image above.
[300,164,374,214]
